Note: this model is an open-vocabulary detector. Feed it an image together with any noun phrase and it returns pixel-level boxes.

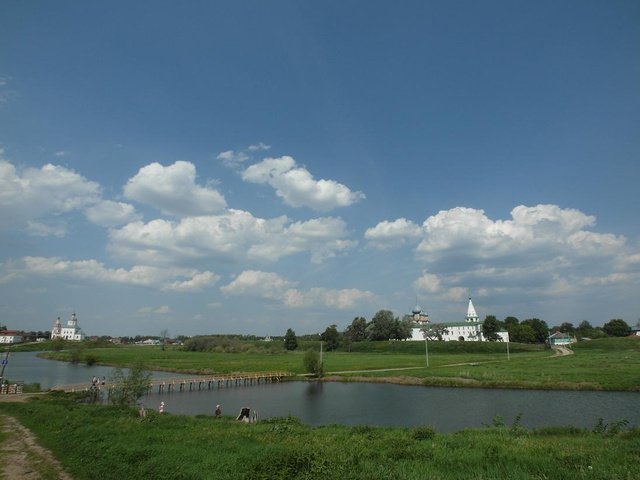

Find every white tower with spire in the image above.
[465,298,479,323]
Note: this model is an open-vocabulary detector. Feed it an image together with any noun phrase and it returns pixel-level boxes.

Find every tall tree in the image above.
[368,310,396,340]
[559,322,575,333]
[344,317,367,342]
[393,317,414,340]
[321,324,340,351]
[602,319,631,337]
[521,318,549,343]
[576,320,594,338]
[510,324,536,343]
[482,315,502,341]
[503,316,519,333]
[284,328,298,350]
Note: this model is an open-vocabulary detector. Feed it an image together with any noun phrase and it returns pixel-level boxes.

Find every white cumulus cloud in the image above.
[220,270,375,310]
[397,204,637,308]
[163,271,220,292]
[413,271,442,294]
[84,200,141,227]
[216,150,249,168]
[20,256,217,292]
[220,270,296,299]
[283,287,375,310]
[108,210,355,266]
[0,157,101,232]
[241,156,365,211]
[365,218,423,249]
[416,205,624,262]
[26,220,68,238]
[123,161,226,216]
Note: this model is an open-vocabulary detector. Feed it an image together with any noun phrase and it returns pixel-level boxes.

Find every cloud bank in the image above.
[221,270,375,309]
[21,256,219,292]
[108,211,356,266]
[367,205,635,305]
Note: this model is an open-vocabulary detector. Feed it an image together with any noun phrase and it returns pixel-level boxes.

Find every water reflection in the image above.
[7,352,640,432]
[305,381,323,396]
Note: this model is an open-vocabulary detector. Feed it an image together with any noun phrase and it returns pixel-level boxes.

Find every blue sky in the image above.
[1,1,639,337]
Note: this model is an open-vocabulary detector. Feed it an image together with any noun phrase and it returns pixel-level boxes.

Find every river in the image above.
[4,352,639,432]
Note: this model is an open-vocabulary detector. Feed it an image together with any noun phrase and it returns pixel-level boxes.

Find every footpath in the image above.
[0,414,73,479]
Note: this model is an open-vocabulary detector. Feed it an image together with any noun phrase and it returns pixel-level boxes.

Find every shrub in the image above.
[412,426,436,440]
[108,364,152,407]
[85,353,98,365]
[303,349,324,377]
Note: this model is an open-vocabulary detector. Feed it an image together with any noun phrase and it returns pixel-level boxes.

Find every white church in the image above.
[410,298,509,342]
[50,313,86,341]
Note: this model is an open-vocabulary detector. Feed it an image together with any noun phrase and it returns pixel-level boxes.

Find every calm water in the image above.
[5,352,639,432]
[2,351,185,389]
[151,380,639,432]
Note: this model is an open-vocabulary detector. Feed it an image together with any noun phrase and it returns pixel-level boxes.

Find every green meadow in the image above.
[35,337,640,391]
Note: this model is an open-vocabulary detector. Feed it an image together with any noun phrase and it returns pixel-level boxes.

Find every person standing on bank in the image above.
[215,405,222,418]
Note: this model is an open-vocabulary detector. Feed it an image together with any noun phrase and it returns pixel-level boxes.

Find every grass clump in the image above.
[411,425,436,440]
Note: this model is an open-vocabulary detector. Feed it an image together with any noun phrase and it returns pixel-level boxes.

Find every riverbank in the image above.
[0,397,638,480]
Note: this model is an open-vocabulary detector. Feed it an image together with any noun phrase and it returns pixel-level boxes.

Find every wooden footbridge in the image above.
[51,371,292,394]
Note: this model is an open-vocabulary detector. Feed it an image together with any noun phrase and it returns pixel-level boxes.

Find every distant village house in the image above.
[547,331,576,346]
[0,331,23,344]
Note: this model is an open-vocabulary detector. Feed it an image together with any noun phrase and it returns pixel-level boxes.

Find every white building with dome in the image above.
[50,313,86,341]
[410,298,508,342]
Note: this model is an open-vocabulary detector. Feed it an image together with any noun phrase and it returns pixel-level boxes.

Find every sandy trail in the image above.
[0,414,73,480]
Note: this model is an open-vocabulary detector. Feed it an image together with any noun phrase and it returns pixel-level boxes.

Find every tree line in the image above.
[284,310,415,352]
[482,316,635,343]
[283,312,637,351]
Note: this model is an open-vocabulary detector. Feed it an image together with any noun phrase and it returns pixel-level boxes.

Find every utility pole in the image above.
[424,337,429,367]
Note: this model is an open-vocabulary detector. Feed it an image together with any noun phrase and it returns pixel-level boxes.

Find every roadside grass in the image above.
[39,337,640,391]
[0,398,638,480]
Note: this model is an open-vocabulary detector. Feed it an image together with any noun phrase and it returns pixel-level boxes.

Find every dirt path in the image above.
[0,414,73,480]
[551,345,574,356]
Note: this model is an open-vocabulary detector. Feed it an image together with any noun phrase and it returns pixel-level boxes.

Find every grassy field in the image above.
[348,338,640,391]
[37,339,543,372]
[1,397,638,480]
[35,337,640,391]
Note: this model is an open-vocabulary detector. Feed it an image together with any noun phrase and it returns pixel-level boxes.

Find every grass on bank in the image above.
[35,337,640,391]
[1,396,639,480]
